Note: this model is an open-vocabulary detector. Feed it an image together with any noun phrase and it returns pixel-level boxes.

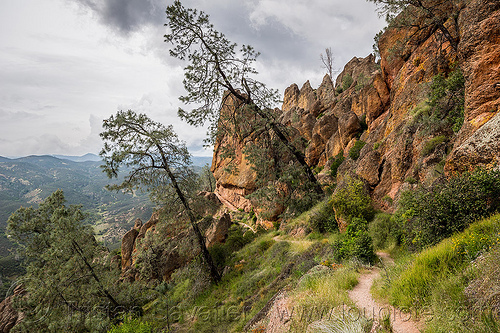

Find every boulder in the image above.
[205,213,232,248]
[445,111,500,173]
[0,285,25,333]
[121,228,139,270]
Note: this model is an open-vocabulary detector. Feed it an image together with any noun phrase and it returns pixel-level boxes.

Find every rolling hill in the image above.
[0,154,157,255]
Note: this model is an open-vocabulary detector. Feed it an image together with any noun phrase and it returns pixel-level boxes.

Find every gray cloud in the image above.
[0,0,386,157]
[71,0,165,35]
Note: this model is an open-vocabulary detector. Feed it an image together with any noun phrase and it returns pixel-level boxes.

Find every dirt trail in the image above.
[348,253,423,333]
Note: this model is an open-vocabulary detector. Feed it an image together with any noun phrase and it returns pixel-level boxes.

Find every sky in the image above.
[0,0,386,158]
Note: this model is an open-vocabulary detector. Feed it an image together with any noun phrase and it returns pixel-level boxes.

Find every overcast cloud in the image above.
[0,0,385,158]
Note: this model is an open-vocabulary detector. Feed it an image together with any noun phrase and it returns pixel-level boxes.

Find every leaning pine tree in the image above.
[164,0,323,197]
[100,110,221,282]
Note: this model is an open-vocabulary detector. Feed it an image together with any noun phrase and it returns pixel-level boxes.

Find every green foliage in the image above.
[394,168,500,250]
[373,141,381,150]
[355,74,369,91]
[6,190,151,332]
[412,66,465,136]
[108,317,153,333]
[314,165,324,174]
[387,213,500,309]
[428,66,465,132]
[341,74,353,91]
[100,110,195,206]
[309,199,338,233]
[421,135,447,156]
[369,213,402,250]
[329,153,345,178]
[358,114,368,132]
[331,176,374,222]
[165,0,279,139]
[348,140,366,160]
[404,176,417,184]
[372,29,385,59]
[331,218,376,264]
[367,0,460,52]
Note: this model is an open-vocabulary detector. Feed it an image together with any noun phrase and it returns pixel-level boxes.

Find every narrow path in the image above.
[348,253,423,333]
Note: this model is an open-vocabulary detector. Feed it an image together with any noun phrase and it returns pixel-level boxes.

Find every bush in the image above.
[331,176,374,222]
[332,218,376,264]
[421,135,447,156]
[394,168,500,250]
[413,65,465,136]
[309,199,338,233]
[342,74,354,91]
[108,317,153,333]
[329,153,345,178]
[369,213,402,250]
[428,66,465,133]
[349,140,366,160]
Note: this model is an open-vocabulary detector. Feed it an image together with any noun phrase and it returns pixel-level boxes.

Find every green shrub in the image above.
[349,140,366,160]
[394,168,500,250]
[329,153,345,178]
[413,66,465,136]
[342,74,354,91]
[309,199,338,233]
[332,218,376,264]
[369,213,401,250]
[314,165,324,174]
[404,176,417,184]
[359,114,368,132]
[421,135,447,156]
[108,317,153,333]
[429,66,465,133]
[355,74,369,91]
[373,142,381,150]
[331,175,374,222]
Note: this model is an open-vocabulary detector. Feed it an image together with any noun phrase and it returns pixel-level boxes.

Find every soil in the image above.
[348,253,424,333]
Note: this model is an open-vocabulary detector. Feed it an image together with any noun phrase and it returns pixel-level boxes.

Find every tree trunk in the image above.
[161,158,221,283]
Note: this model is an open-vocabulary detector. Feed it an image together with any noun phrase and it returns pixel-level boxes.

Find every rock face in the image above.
[446,111,500,172]
[210,0,500,217]
[0,285,25,333]
[121,211,233,280]
[210,93,257,213]
[120,218,142,269]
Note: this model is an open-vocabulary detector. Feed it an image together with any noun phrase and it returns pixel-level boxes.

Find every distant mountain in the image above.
[191,156,213,167]
[0,155,155,255]
[52,153,102,162]
[49,153,212,166]
[0,153,215,255]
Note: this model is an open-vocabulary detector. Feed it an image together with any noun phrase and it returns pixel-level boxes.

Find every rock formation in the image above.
[0,285,25,333]
[210,0,500,217]
[120,212,233,280]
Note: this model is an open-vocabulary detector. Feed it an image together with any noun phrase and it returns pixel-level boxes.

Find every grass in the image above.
[368,214,500,333]
[107,206,500,333]
[421,135,447,157]
[389,214,500,307]
[287,262,361,332]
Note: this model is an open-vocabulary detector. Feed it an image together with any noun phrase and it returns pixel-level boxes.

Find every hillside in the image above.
[0,0,499,332]
[0,155,155,254]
